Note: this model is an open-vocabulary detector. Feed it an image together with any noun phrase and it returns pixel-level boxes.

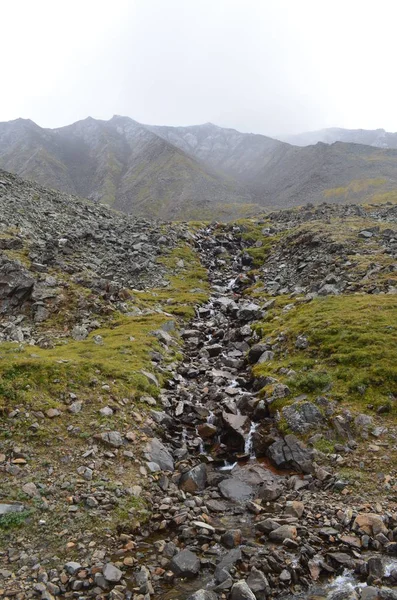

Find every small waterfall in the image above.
[207,410,215,424]
[181,427,187,447]
[195,426,206,454]
[244,422,258,458]
[218,460,237,472]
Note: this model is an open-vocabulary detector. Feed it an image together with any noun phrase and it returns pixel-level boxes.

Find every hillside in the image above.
[0,117,253,220]
[4,117,397,218]
[1,170,397,599]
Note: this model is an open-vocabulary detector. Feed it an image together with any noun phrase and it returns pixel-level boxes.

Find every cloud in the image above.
[1,0,396,135]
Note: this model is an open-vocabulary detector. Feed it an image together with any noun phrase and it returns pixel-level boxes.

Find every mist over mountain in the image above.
[2,116,397,218]
[279,127,397,149]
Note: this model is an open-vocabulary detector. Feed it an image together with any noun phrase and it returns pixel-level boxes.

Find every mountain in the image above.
[0,116,253,219]
[150,122,397,207]
[3,116,397,216]
[147,122,286,195]
[279,127,397,148]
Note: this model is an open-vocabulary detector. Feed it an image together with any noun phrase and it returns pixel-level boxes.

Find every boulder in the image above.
[285,500,304,518]
[246,567,269,598]
[221,529,242,549]
[267,434,314,473]
[103,562,123,582]
[97,431,123,448]
[257,480,283,502]
[179,463,207,492]
[282,401,323,434]
[218,479,254,502]
[231,580,256,600]
[169,549,200,578]
[145,438,174,471]
[353,513,388,536]
[268,525,297,542]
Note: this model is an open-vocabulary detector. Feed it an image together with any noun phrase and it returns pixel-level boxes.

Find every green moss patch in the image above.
[253,294,397,414]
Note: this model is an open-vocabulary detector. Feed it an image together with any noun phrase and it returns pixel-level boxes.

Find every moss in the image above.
[0,510,32,530]
[137,243,210,318]
[253,294,397,415]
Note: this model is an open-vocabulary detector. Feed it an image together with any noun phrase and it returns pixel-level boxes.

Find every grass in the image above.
[0,510,32,530]
[323,178,386,199]
[253,294,397,414]
[136,243,209,318]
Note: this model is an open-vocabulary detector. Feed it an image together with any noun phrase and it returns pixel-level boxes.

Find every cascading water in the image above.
[207,410,215,424]
[244,422,258,458]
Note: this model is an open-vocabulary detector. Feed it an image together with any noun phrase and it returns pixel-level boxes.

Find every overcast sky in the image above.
[1,0,396,136]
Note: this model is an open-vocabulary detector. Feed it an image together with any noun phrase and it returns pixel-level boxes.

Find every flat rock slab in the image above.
[218,478,254,502]
[0,503,25,516]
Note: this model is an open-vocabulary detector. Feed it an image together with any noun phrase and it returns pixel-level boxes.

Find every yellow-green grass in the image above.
[253,294,397,415]
[136,243,210,318]
[323,178,387,199]
[0,311,175,416]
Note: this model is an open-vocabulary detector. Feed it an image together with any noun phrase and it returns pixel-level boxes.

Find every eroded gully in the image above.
[133,225,397,600]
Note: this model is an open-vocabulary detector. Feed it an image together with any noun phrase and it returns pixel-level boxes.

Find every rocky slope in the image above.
[4,118,397,219]
[1,171,397,599]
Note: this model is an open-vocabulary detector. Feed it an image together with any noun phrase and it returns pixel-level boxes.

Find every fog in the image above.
[1,0,396,136]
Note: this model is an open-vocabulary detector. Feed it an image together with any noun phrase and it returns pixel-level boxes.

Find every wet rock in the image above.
[198,423,217,438]
[179,463,207,492]
[169,549,201,578]
[187,591,218,600]
[221,529,242,549]
[246,567,269,598]
[215,548,242,582]
[367,556,384,579]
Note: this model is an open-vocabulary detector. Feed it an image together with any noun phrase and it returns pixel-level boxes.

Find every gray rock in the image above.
[169,549,200,578]
[64,562,82,575]
[218,479,254,502]
[71,325,88,341]
[98,431,123,448]
[187,591,218,600]
[246,566,269,595]
[282,401,323,434]
[0,503,25,515]
[145,438,174,471]
[231,580,256,600]
[103,562,123,582]
[268,525,297,542]
[267,434,314,473]
[179,463,207,492]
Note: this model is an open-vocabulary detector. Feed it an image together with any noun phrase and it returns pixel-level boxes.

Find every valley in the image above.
[0,171,397,599]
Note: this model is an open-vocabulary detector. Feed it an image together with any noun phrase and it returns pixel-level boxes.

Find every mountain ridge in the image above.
[3,116,397,217]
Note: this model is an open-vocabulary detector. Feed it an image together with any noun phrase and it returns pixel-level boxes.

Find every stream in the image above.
[134,227,397,600]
